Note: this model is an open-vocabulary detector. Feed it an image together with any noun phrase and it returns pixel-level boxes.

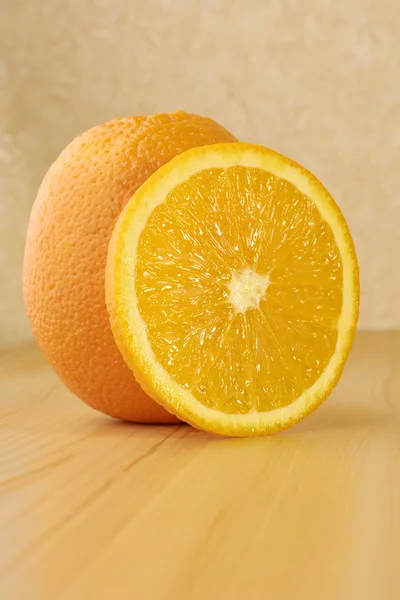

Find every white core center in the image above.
[227,267,270,313]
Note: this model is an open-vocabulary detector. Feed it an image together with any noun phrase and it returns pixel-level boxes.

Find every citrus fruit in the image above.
[106,142,359,436]
[23,111,237,422]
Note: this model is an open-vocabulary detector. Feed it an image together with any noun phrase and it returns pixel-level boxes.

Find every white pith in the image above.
[227,267,270,313]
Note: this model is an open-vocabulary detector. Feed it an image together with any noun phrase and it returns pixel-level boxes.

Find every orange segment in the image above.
[106,143,359,436]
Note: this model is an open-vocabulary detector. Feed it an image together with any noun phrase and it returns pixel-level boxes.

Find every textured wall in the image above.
[0,0,399,346]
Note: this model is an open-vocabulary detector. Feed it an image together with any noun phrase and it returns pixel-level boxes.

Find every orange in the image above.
[106,143,359,436]
[23,111,237,422]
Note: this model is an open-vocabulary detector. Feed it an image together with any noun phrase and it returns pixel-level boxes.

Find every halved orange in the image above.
[106,143,359,436]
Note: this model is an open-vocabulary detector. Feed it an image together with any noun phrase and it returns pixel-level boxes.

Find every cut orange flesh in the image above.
[106,143,359,436]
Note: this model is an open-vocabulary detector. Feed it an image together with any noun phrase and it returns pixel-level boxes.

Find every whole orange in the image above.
[23,111,237,422]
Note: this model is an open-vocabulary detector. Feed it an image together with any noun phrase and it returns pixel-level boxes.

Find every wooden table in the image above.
[0,332,399,600]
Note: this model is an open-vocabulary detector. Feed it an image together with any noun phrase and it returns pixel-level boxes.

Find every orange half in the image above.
[106,143,359,436]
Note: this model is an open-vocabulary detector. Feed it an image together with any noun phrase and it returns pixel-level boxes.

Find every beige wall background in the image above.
[0,0,399,347]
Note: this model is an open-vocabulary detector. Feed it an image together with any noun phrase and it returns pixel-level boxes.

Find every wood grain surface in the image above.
[1,331,399,600]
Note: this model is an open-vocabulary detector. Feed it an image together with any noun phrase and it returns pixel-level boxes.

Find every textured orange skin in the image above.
[23,111,237,422]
